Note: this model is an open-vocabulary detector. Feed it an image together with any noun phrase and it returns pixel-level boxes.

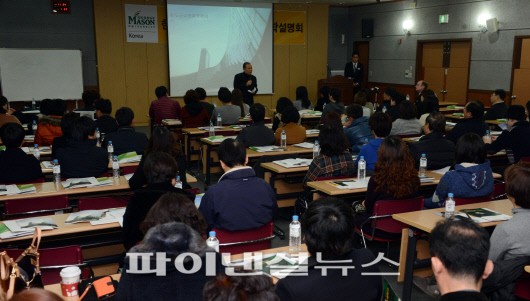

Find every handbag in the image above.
[0,228,44,299]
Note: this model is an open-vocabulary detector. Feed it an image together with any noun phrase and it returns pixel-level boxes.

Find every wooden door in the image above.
[511,37,530,106]
[421,43,445,100]
[445,42,470,102]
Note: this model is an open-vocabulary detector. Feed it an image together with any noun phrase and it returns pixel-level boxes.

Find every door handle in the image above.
[511,95,517,99]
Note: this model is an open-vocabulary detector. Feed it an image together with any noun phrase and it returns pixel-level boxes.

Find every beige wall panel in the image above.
[306,5,328,104]
[274,44,291,104]
[123,44,149,123]
[449,42,470,68]
[422,43,443,68]
[289,45,309,99]
[520,39,530,69]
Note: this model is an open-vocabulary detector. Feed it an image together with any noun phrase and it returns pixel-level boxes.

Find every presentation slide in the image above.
[167,1,273,97]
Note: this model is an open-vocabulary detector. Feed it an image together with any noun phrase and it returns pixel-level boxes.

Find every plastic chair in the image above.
[122,165,138,175]
[5,245,93,285]
[515,267,530,300]
[453,195,492,206]
[3,178,45,185]
[3,195,71,220]
[214,222,275,255]
[77,196,129,211]
[355,197,424,250]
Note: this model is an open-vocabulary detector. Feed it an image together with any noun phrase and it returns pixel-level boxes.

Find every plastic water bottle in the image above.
[419,153,427,177]
[312,139,320,158]
[406,94,410,101]
[484,130,492,144]
[112,155,120,179]
[52,159,61,184]
[357,155,366,182]
[175,175,183,189]
[445,193,455,218]
[382,105,387,113]
[33,144,40,160]
[206,231,219,252]
[107,141,114,160]
[216,113,222,127]
[281,129,287,149]
[31,99,36,110]
[289,215,301,253]
[31,120,38,132]
[95,128,101,147]
[209,121,215,137]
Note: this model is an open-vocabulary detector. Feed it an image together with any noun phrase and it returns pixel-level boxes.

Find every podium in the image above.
[317,75,356,106]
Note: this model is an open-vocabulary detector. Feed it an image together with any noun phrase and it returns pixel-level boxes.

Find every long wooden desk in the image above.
[393,199,513,301]
[45,274,122,300]
[261,162,308,208]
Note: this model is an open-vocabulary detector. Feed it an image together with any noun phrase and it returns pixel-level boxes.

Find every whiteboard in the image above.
[0,48,83,101]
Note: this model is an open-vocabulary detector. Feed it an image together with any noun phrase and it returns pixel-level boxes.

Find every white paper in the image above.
[250,146,285,152]
[331,179,369,189]
[292,142,314,149]
[4,217,57,232]
[198,126,224,130]
[118,155,142,164]
[41,161,54,169]
[65,210,107,223]
[273,158,312,168]
[62,177,113,189]
[124,173,134,181]
[305,129,320,135]
[432,166,451,175]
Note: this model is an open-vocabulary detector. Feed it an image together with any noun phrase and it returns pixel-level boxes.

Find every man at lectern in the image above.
[233,62,258,106]
[344,52,364,87]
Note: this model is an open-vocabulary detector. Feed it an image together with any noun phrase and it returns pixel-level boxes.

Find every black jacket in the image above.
[486,121,530,162]
[446,118,488,144]
[233,72,258,106]
[344,61,363,84]
[484,102,508,120]
[94,114,118,135]
[0,148,43,183]
[236,122,275,147]
[103,126,148,155]
[409,132,456,170]
[55,140,109,178]
[440,291,489,301]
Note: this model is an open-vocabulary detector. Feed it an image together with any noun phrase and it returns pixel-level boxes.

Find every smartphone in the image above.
[92,276,115,299]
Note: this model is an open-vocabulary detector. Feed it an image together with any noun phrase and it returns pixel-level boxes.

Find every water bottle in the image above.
[107,141,114,160]
[216,113,222,127]
[209,121,215,137]
[382,105,387,113]
[445,193,455,218]
[31,99,36,110]
[484,129,492,144]
[281,129,287,149]
[95,128,101,147]
[289,215,301,253]
[112,155,120,179]
[406,94,410,101]
[175,175,183,189]
[312,139,320,158]
[31,120,38,132]
[357,155,366,182]
[33,144,40,160]
[52,159,61,184]
[419,153,427,177]
[373,102,378,111]
[206,231,219,252]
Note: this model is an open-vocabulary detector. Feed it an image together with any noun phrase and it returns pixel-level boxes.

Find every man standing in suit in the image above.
[233,62,258,106]
[344,52,363,87]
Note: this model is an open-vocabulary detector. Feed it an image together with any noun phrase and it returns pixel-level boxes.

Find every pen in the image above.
[78,283,92,301]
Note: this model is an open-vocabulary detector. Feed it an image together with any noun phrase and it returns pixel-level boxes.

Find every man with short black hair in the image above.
[446,100,488,144]
[233,62,258,106]
[343,104,372,154]
[195,87,214,119]
[149,85,182,126]
[199,138,276,231]
[104,107,148,155]
[94,98,118,134]
[430,219,493,300]
[484,89,508,121]
[409,112,455,169]
[236,103,275,147]
[344,52,364,87]
[0,123,43,183]
[484,105,530,162]
[212,87,240,125]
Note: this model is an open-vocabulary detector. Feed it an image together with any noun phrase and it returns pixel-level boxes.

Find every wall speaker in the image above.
[486,18,499,33]
[361,19,374,39]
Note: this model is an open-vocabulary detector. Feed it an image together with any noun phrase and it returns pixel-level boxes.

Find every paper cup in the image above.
[60,266,81,297]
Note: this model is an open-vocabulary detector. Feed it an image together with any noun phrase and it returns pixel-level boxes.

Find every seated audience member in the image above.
[321,88,345,119]
[75,90,99,116]
[56,116,108,178]
[212,87,240,125]
[274,106,306,145]
[446,100,488,144]
[489,162,530,261]
[428,133,493,208]
[103,107,148,155]
[236,103,275,147]
[353,90,372,117]
[379,87,403,121]
[484,89,508,121]
[231,88,250,117]
[129,125,187,189]
[272,97,294,132]
[484,105,530,163]
[0,123,43,183]
[204,275,279,301]
[354,136,420,227]
[429,219,493,301]
[275,198,382,301]
[356,112,393,173]
[343,104,372,154]
[195,87,214,119]
[0,96,21,128]
[123,152,194,250]
[199,138,277,231]
[51,112,78,158]
[314,85,330,112]
[303,112,355,183]
[35,99,65,146]
[416,89,439,117]
[409,112,456,170]
[180,89,210,128]
[390,100,422,135]
[117,222,220,301]
[293,86,312,111]
[149,85,181,125]
[94,98,118,134]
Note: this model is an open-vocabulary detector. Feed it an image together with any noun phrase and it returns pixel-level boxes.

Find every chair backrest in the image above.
[77,196,129,211]
[520,156,530,163]
[453,195,492,206]
[214,222,274,255]
[122,165,138,175]
[4,195,70,219]
[3,178,45,185]
[371,197,424,234]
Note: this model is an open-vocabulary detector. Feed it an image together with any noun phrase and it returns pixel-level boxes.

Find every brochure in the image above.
[62,177,113,189]
[273,158,312,168]
[330,179,369,189]
[65,210,107,223]
[0,184,36,196]
[3,217,58,233]
[249,146,285,152]
[117,152,141,163]
[292,142,314,149]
